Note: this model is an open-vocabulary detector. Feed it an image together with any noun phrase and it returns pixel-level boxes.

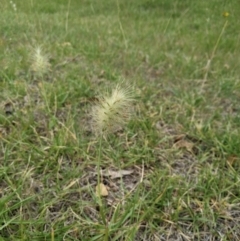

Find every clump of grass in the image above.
[1,1,240,240]
[90,84,135,136]
[30,46,50,76]
[89,83,135,241]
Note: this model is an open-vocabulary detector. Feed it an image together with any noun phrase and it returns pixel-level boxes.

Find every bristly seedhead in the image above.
[91,84,135,136]
[30,47,50,76]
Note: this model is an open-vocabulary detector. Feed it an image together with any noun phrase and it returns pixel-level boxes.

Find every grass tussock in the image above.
[0,0,240,240]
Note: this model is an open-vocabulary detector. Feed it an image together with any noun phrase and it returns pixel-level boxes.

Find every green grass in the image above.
[1,0,240,240]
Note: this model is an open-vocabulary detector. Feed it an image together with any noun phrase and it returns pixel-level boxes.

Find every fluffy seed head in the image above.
[91,84,134,136]
[30,47,50,76]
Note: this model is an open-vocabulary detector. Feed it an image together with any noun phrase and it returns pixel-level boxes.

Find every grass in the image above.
[0,0,240,240]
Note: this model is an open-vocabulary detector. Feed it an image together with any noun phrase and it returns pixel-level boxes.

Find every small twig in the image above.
[54,55,80,69]
[140,160,144,183]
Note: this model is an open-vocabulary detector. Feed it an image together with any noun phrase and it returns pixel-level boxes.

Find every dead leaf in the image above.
[174,140,194,152]
[195,120,203,132]
[0,127,7,138]
[102,169,134,179]
[227,155,239,166]
[62,42,71,47]
[96,183,108,197]
[174,134,186,142]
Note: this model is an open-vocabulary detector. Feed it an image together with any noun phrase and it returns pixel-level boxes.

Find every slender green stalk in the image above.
[96,135,108,241]
[201,20,228,91]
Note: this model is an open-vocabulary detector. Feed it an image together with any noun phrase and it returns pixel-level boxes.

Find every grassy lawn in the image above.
[1,0,240,240]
